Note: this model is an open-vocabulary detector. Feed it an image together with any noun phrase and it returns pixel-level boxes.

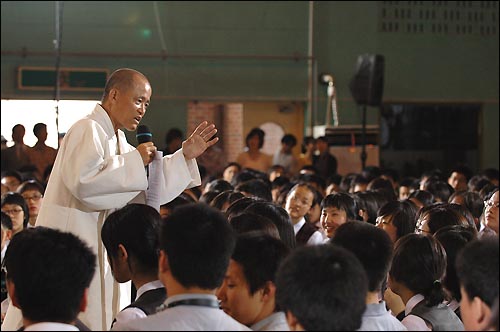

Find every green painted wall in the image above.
[1,1,498,170]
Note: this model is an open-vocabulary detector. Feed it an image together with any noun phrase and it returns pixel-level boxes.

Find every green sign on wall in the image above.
[18,66,108,91]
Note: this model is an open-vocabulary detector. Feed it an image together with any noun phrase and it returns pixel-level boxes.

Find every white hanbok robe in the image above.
[1,104,200,331]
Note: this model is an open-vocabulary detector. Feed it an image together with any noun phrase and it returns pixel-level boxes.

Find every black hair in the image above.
[321,193,358,221]
[101,204,161,277]
[235,179,272,202]
[378,200,418,240]
[245,127,265,149]
[232,233,290,295]
[434,225,476,302]
[281,134,297,147]
[1,192,29,229]
[245,201,297,250]
[5,227,96,323]
[332,221,393,292]
[390,234,447,307]
[276,244,367,330]
[160,203,236,289]
[229,212,280,240]
[456,237,499,309]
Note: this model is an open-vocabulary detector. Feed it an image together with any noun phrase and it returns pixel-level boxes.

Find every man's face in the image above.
[216,259,263,326]
[110,76,152,132]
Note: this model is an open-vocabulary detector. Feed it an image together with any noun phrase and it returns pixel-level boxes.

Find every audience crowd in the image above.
[1,126,499,331]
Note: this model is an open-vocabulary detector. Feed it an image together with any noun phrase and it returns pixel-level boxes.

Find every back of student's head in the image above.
[232,233,290,295]
[390,233,447,307]
[235,178,272,202]
[409,189,435,207]
[433,225,476,302]
[321,192,358,221]
[332,222,393,293]
[229,212,280,240]
[424,180,454,203]
[456,237,499,309]
[5,227,96,323]
[210,190,245,212]
[276,244,367,331]
[102,204,161,276]
[160,203,236,289]
[245,200,297,250]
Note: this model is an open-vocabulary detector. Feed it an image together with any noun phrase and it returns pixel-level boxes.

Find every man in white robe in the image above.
[1,68,218,331]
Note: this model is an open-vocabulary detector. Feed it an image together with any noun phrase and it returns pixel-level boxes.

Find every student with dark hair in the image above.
[388,234,463,330]
[222,162,241,185]
[118,203,249,331]
[399,177,418,201]
[217,233,290,330]
[229,212,280,239]
[353,191,387,225]
[456,237,499,331]
[433,224,477,319]
[479,187,499,238]
[210,190,245,212]
[244,201,297,250]
[424,180,454,203]
[320,192,358,239]
[415,203,463,236]
[225,196,263,221]
[272,133,298,177]
[162,128,183,155]
[409,190,435,210]
[159,193,194,219]
[449,190,484,231]
[16,179,45,228]
[101,204,166,330]
[1,171,23,193]
[235,179,273,202]
[284,183,324,245]
[4,227,96,330]
[376,200,418,244]
[447,165,473,192]
[276,244,368,331]
[332,222,406,331]
[1,192,29,235]
[236,128,272,173]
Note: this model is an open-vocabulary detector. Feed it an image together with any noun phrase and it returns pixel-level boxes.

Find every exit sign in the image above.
[18,66,109,91]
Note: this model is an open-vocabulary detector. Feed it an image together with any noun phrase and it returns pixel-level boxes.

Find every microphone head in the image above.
[136,125,152,144]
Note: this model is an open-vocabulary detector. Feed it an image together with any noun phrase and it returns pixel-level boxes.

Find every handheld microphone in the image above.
[136,125,152,178]
[136,125,153,144]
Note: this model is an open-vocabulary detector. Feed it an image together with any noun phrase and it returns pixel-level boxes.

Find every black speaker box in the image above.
[349,54,385,106]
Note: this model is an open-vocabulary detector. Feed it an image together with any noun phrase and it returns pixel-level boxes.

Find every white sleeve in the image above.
[306,231,326,246]
[110,307,147,331]
[158,149,201,205]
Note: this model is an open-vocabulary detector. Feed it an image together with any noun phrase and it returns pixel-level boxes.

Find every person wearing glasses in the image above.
[479,187,499,239]
[0,192,28,236]
[16,180,44,228]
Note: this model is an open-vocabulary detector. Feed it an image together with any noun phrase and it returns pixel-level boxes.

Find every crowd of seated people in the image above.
[1,125,499,331]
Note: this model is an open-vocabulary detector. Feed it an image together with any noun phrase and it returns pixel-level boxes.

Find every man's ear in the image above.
[79,288,89,313]
[158,250,170,274]
[472,296,493,330]
[261,281,276,302]
[6,279,20,309]
[286,310,304,331]
[117,244,128,262]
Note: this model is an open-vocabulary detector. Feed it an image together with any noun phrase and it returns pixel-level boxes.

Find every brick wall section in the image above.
[223,103,244,163]
[187,102,244,166]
